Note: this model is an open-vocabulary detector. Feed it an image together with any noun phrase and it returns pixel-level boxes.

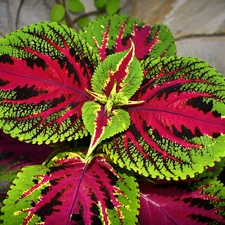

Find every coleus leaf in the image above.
[1,153,139,224]
[0,131,53,181]
[0,22,99,144]
[139,179,225,224]
[91,41,144,99]
[82,102,130,159]
[79,14,176,61]
[102,56,225,180]
[82,43,143,159]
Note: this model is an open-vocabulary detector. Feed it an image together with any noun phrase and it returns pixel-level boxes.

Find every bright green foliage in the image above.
[190,176,225,222]
[77,17,91,28]
[50,0,121,29]
[91,45,144,100]
[106,0,120,15]
[80,15,177,60]
[0,21,99,144]
[82,101,130,159]
[102,56,225,180]
[50,4,65,22]
[1,166,49,225]
[112,168,140,224]
[94,0,106,10]
[82,42,144,160]
[67,0,85,12]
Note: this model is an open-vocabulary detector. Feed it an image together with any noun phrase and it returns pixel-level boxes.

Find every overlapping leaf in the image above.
[0,131,53,181]
[0,131,53,209]
[82,44,143,158]
[0,22,99,144]
[1,153,139,224]
[102,56,225,180]
[82,102,130,159]
[139,178,225,225]
[91,42,143,99]
[80,14,176,61]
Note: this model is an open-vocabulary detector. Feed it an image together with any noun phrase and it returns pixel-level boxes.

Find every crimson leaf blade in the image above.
[1,153,139,224]
[102,56,225,180]
[0,131,53,181]
[0,22,99,144]
[139,179,225,225]
[80,14,176,61]
[91,41,143,99]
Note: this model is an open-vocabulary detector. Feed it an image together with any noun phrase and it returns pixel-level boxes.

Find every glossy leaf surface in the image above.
[80,14,176,61]
[1,153,139,224]
[139,179,225,225]
[0,22,99,144]
[103,56,225,180]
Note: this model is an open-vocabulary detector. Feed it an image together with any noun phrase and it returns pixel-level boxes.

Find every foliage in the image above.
[50,0,121,29]
[0,14,225,224]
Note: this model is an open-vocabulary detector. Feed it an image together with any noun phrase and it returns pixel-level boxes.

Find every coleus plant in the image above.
[0,14,225,224]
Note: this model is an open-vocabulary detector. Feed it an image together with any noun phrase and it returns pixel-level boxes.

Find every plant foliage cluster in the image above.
[0,14,225,224]
[50,0,120,29]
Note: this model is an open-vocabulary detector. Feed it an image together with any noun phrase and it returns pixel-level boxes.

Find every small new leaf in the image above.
[82,101,130,160]
[92,40,144,99]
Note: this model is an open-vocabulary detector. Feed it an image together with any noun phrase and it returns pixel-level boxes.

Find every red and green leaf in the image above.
[82,101,130,159]
[1,153,139,224]
[0,131,53,181]
[0,22,99,144]
[103,56,225,180]
[80,14,176,61]
[82,44,143,159]
[139,179,225,225]
[91,41,143,99]
[0,131,53,208]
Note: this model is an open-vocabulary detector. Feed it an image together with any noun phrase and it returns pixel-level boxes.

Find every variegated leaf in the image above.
[91,41,143,99]
[0,131,53,181]
[102,56,225,180]
[82,101,130,159]
[82,44,143,159]
[0,22,99,144]
[1,153,139,225]
[139,178,225,224]
[80,14,176,61]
